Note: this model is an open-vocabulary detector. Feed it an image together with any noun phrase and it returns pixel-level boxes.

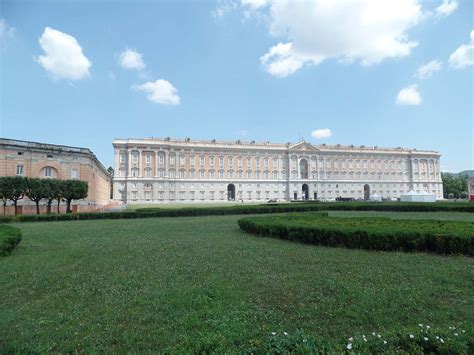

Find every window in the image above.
[210,156,215,166]
[132,153,138,163]
[159,169,164,177]
[131,168,138,177]
[146,155,151,164]
[219,156,224,166]
[190,156,195,166]
[247,170,251,179]
[170,155,175,165]
[120,154,126,163]
[169,169,176,178]
[200,156,205,165]
[264,157,269,167]
[190,170,195,178]
[228,156,233,166]
[71,168,79,179]
[44,167,53,177]
[180,170,185,178]
[47,154,53,158]
[180,155,185,166]
[145,168,151,178]
[18,152,23,156]
[200,170,205,178]
[159,154,164,165]
[238,157,242,167]
[16,164,24,176]
[210,170,215,178]
[219,170,224,178]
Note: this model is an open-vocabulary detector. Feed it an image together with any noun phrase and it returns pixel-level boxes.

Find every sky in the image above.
[0,0,473,172]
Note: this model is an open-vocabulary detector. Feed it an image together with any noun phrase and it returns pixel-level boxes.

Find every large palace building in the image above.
[112,137,443,204]
[0,138,111,213]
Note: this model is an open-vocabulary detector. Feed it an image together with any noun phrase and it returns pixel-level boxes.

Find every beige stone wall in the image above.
[0,140,111,208]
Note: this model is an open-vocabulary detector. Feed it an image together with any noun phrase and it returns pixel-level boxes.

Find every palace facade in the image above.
[113,137,443,204]
[0,138,111,213]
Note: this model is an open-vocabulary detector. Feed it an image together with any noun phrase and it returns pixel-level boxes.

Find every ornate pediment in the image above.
[288,141,319,152]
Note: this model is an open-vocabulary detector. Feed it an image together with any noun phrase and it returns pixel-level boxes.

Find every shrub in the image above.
[0,224,22,256]
[238,213,474,256]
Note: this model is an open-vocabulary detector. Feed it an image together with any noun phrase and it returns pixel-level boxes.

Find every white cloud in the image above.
[212,0,238,18]
[396,84,422,105]
[133,79,180,105]
[260,42,305,77]
[311,128,332,139]
[118,49,146,70]
[241,0,268,9]
[435,0,458,17]
[36,27,91,80]
[415,60,442,79]
[0,18,15,41]
[449,30,474,69]
[253,0,423,76]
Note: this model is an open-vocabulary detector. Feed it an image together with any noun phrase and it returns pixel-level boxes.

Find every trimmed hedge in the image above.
[238,213,474,256]
[0,225,22,256]
[0,201,473,224]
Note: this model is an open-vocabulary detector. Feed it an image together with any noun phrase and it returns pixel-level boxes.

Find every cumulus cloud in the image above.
[0,18,15,41]
[260,42,305,77]
[415,60,442,79]
[36,27,91,80]
[311,129,332,139]
[241,0,268,9]
[255,0,422,77]
[118,49,146,70]
[435,0,458,17]
[133,79,180,105]
[396,84,422,105]
[449,30,474,69]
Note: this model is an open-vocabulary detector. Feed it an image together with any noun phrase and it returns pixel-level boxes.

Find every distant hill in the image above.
[458,170,474,178]
[442,170,474,177]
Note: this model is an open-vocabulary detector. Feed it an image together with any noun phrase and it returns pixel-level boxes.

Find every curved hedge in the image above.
[238,213,474,256]
[0,225,22,256]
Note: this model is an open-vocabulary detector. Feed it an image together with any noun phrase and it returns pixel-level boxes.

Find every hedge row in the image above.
[137,201,474,213]
[0,225,22,256]
[1,201,473,224]
[237,213,474,256]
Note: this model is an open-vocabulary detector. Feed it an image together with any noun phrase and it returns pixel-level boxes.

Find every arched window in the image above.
[299,159,309,179]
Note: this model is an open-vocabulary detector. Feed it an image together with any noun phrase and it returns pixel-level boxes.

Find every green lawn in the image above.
[126,201,265,210]
[1,213,473,352]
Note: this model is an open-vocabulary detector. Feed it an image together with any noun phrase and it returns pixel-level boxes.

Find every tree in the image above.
[43,179,62,214]
[107,166,114,199]
[6,176,27,215]
[25,178,48,214]
[62,180,88,213]
[0,177,9,216]
[441,173,468,199]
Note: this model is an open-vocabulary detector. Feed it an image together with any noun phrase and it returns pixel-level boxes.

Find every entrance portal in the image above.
[302,184,309,200]
[364,184,370,200]
[227,184,236,201]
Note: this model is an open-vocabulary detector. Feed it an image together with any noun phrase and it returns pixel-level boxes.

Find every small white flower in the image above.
[409,334,414,339]
[454,333,458,336]
[349,337,353,341]
[424,337,428,341]
[377,334,381,338]
[347,343,352,350]
[426,325,431,329]
[372,332,376,336]
[436,336,439,340]
[271,332,276,336]
[284,331,288,336]
[449,326,454,330]
[440,338,444,343]
[418,323,423,327]
[462,330,466,333]
[383,340,387,345]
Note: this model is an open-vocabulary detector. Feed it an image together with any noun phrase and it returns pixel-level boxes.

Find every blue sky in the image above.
[1,0,472,171]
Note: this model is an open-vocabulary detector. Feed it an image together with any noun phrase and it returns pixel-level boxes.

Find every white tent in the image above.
[401,190,436,202]
[369,193,382,202]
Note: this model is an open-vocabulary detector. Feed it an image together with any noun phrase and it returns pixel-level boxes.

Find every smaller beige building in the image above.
[0,138,111,213]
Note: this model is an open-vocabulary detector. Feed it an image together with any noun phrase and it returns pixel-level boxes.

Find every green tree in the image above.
[25,178,48,215]
[62,180,88,213]
[7,176,27,215]
[107,166,114,199]
[441,173,468,199]
[0,177,9,216]
[43,179,63,214]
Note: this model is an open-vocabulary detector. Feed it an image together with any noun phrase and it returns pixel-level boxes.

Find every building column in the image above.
[128,149,132,177]
[138,149,143,178]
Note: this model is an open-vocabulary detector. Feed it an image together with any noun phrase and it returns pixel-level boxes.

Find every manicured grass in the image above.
[1,215,473,352]
[126,201,263,210]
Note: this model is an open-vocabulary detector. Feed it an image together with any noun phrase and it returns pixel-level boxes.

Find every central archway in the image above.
[364,184,370,200]
[302,183,309,200]
[227,184,235,201]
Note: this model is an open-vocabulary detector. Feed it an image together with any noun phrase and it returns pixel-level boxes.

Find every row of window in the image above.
[15,164,79,179]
